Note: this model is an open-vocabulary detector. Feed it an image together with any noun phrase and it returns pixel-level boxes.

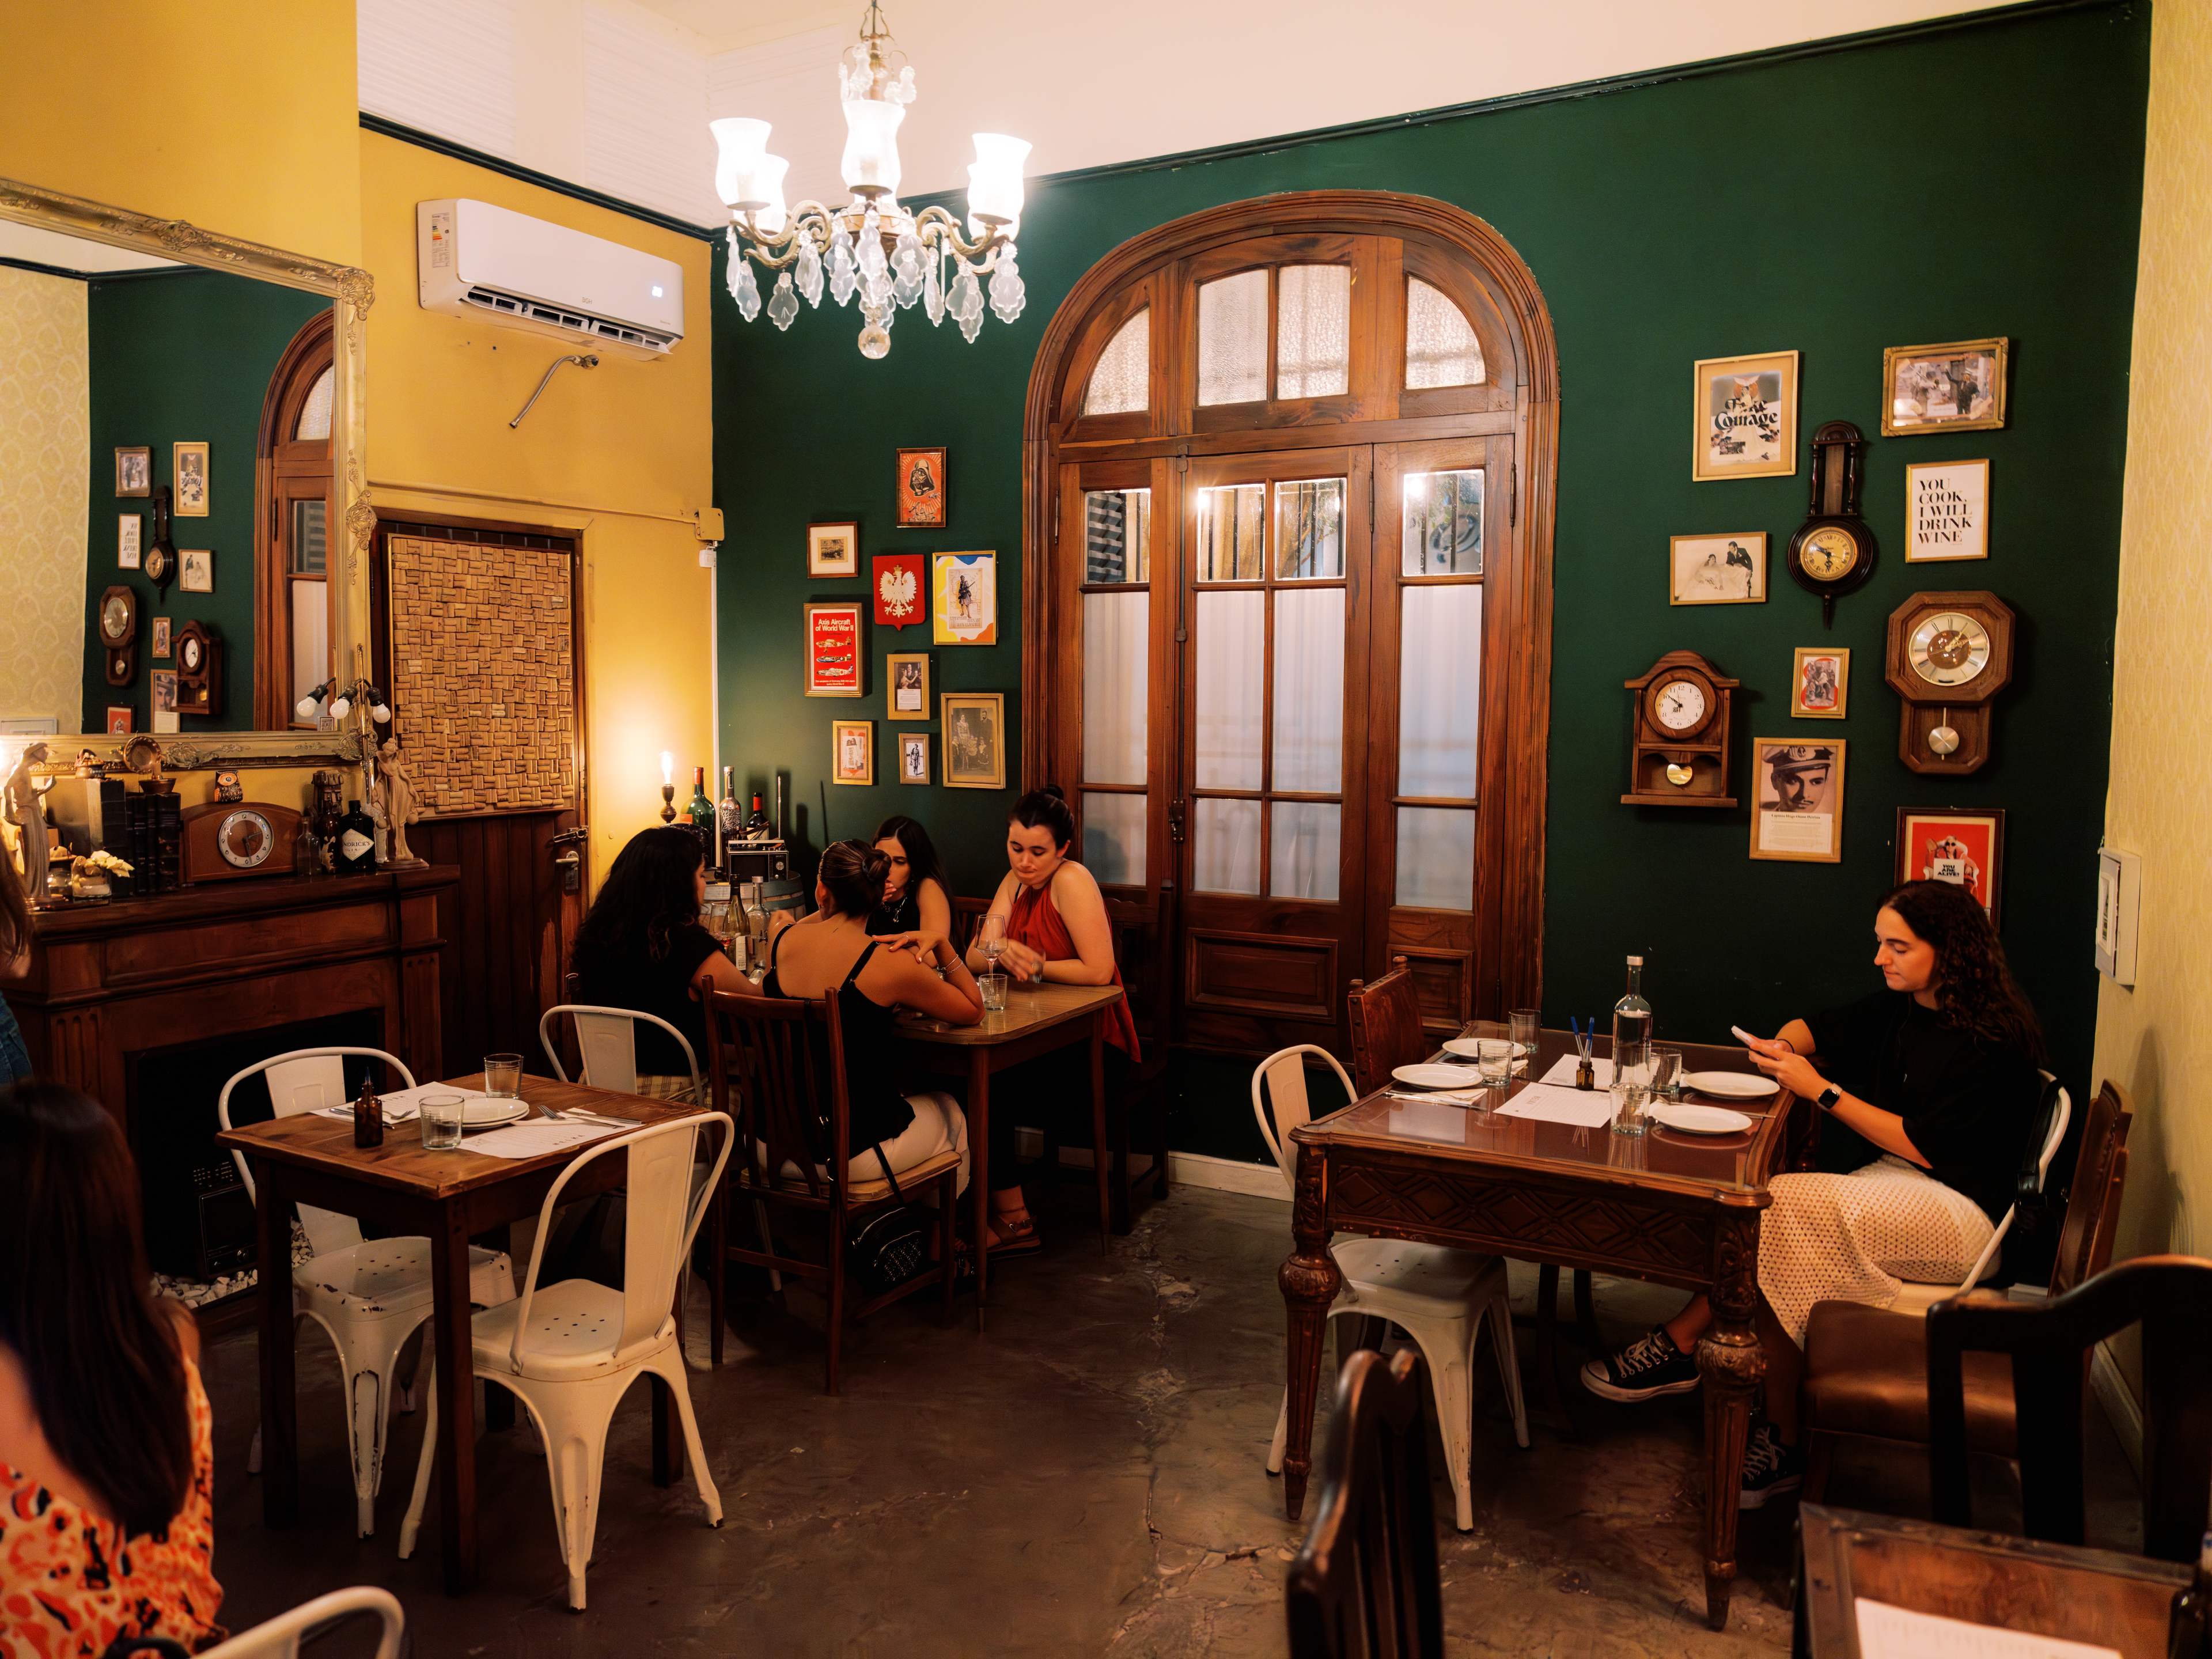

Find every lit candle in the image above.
[661,751,675,787]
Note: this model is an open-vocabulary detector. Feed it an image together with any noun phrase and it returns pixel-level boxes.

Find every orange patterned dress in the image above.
[0,1361,224,1657]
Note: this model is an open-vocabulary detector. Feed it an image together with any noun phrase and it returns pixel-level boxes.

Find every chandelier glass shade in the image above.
[712,4,1030,358]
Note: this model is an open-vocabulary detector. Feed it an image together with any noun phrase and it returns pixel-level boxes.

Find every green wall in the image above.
[713,2,2148,1114]
[82,267,328,732]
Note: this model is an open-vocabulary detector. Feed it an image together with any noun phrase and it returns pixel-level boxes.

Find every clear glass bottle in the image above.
[1612,955,1653,1055]
[716,766,743,862]
[744,878,771,979]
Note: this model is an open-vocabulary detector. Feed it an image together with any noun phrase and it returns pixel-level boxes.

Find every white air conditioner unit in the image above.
[416,198,684,361]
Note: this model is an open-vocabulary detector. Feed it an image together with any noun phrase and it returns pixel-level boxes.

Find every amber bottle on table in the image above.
[353,1075,384,1149]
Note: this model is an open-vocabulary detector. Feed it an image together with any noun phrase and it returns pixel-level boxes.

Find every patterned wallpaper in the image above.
[0,265,89,732]
[2095,0,2212,1305]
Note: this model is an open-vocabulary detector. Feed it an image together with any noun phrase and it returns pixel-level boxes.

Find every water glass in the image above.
[1611,1036,1652,1137]
[978,972,1010,1012]
[1650,1046,1684,1101]
[1509,1009,1540,1069]
[419,1093,465,1151]
[483,1052,523,1098]
[1475,1038,1514,1089]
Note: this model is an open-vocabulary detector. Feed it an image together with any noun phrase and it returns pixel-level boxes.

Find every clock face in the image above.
[101,594,131,641]
[216,809,275,869]
[181,635,202,672]
[145,546,169,584]
[1652,677,1709,734]
[1800,526,1861,582]
[1909,611,1993,687]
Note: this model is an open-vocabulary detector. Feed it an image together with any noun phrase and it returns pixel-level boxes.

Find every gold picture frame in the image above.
[1750,738,1846,863]
[115,446,151,497]
[897,730,931,785]
[887,651,930,719]
[831,718,874,786]
[1882,338,2008,437]
[941,691,1006,790]
[1691,350,1798,482]
[173,441,210,516]
[1790,647,1850,719]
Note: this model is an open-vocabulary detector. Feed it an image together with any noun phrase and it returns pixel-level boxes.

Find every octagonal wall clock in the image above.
[1884,589,2014,774]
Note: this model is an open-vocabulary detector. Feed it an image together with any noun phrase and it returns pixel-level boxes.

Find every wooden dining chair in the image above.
[701,986,959,1391]
[1346,958,1425,1097]
[1927,1253,2212,1560]
[1285,1346,1446,1659]
[949,895,992,955]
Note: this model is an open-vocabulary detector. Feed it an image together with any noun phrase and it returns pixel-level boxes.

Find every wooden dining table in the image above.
[214,1072,710,1593]
[896,980,1125,1321]
[1277,1028,1807,1630]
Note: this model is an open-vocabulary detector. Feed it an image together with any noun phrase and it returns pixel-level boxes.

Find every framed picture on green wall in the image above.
[1669,533,1766,604]
[1691,350,1798,482]
[173,442,210,517]
[118,514,141,570]
[115,447,150,497]
[1882,338,2008,437]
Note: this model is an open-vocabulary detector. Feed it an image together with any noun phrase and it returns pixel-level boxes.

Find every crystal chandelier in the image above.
[711,3,1030,359]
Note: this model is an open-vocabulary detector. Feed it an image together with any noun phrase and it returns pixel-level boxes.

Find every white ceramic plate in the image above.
[460,1098,531,1127]
[1439,1040,1530,1072]
[1646,1102,1754,1135]
[1683,1070,1779,1100]
[1392,1063,1485,1090]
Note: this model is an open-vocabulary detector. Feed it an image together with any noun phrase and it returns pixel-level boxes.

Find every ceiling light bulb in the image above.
[840,99,906,197]
[752,154,790,236]
[967,132,1030,227]
[711,118,773,207]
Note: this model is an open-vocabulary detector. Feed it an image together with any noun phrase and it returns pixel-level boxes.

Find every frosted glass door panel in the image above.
[1082,592,1149,785]
[1197,270,1268,406]
[1270,802,1340,901]
[295,366,336,440]
[290,582,329,706]
[1398,585,1482,798]
[1275,478,1344,579]
[1082,791,1146,885]
[1396,806,1475,910]
[1192,798,1262,895]
[1194,590,1265,789]
[1276,265,1350,398]
[1405,279,1485,388]
[1402,469,1482,576]
[1195,483,1264,580]
[1083,309,1149,415]
[1083,488,1150,582]
[1271,586,1344,793]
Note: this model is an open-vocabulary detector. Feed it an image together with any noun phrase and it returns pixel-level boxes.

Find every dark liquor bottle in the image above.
[745,792,770,840]
[352,1074,384,1149]
[687,766,715,857]
[335,798,377,876]
[716,766,743,862]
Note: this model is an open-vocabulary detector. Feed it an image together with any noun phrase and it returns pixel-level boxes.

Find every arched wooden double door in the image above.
[1022,193,1559,1057]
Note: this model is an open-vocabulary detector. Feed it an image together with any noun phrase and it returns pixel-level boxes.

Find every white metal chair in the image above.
[218,1047,515,1536]
[399,1112,734,1609]
[1252,1045,1528,1531]
[1887,1075,2071,1316]
[198,1585,404,1659]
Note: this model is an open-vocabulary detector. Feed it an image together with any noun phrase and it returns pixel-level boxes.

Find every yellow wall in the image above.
[357,132,716,887]
[2092,0,2212,1359]
[0,267,89,733]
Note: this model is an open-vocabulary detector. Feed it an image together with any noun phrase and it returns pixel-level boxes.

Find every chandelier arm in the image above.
[914,213,1009,264]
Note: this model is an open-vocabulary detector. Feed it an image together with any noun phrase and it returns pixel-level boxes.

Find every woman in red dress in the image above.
[963,787,1140,1255]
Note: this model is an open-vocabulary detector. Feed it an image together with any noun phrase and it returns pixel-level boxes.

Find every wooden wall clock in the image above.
[1885,589,2014,774]
[98,585,138,685]
[181,800,302,882]
[173,620,224,718]
[1786,419,1877,626]
[1623,650,1739,806]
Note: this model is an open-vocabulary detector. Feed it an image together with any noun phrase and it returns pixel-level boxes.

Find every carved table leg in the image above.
[1695,1206,1764,1630]
[1279,1139,1340,1522]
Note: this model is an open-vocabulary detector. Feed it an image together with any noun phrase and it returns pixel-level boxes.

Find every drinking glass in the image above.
[1611,1037,1652,1137]
[1650,1045,1684,1101]
[419,1093,465,1151]
[1475,1038,1514,1089]
[483,1052,523,1099]
[979,972,1010,1012]
[1509,1009,1540,1071]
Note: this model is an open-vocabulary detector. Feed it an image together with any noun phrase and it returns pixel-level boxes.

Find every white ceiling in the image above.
[0,221,180,274]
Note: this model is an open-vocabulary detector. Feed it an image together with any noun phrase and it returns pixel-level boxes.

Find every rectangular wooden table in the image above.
[1797,1504,2191,1657]
[215,1073,709,1593]
[1279,1030,1802,1630]
[896,981,1124,1320]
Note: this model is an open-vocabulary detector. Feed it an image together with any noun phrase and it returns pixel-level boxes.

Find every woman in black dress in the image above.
[871,814,953,941]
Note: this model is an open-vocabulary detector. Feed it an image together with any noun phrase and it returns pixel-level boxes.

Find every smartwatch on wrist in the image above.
[1817,1085,1843,1112]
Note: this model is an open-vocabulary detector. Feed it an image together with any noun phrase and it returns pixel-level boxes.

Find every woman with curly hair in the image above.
[1580,880,2044,1509]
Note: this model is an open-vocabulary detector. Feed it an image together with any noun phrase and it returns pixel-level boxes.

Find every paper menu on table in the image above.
[1540,1054,1613,1089]
[1494,1082,1616,1128]
[1854,1600,2121,1659]
[461,1120,627,1161]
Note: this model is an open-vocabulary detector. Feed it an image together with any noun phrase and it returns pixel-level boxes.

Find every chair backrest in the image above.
[1346,958,1422,1098]
[1954,1075,2071,1294]
[196,1585,404,1659]
[1285,1346,1445,1659]
[2050,1080,2133,1297]
[217,1047,416,1258]
[508,1112,733,1368]
[949,895,992,954]
[1928,1254,2212,1561]
[537,1003,701,1099]
[1253,1045,1356,1196]
[703,986,855,1200]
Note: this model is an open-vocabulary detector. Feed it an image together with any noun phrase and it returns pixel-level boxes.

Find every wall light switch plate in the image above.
[2094,846,2141,986]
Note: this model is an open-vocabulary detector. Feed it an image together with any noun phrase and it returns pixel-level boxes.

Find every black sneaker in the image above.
[1738,1419,1804,1510]
[1580,1325,1701,1402]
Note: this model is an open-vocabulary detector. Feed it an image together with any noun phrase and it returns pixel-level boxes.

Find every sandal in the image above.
[987,1213,1043,1257]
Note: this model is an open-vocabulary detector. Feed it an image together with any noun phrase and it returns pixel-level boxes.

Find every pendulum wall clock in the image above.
[1622,650,1740,806]
[99,585,138,685]
[1885,589,2014,774]
[1786,420,1877,626]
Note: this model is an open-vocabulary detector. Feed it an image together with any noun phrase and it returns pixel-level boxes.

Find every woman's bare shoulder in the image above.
[1051,860,1104,904]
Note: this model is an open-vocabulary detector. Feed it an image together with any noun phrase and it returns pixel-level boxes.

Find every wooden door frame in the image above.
[253,309,336,730]
[1021,191,1559,1022]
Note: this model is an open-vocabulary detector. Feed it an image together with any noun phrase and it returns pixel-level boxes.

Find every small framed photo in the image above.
[1669,533,1766,605]
[831,719,874,786]
[1751,738,1845,863]
[941,691,1006,790]
[898,731,931,785]
[105,706,134,735]
[118,513,142,570]
[180,549,213,594]
[173,442,210,516]
[1883,338,2008,437]
[1897,808,2005,926]
[896,446,947,529]
[932,551,997,645]
[808,520,859,578]
[115,446,151,497]
[804,601,866,697]
[1692,350,1798,481]
[152,616,172,658]
[1906,459,1990,562]
[151,669,179,714]
[887,652,930,719]
[1790,647,1850,719]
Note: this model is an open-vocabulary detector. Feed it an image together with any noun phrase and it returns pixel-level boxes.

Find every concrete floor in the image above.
[199,1184,2141,1657]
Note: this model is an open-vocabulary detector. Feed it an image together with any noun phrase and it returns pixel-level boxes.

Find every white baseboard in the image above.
[2090,1338,2144,1478]
[1010,1130,1289,1202]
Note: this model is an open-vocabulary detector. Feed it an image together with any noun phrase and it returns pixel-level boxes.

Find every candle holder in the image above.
[660,785,677,824]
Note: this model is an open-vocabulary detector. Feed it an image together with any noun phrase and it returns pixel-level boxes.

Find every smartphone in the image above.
[1730,1025,1764,1047]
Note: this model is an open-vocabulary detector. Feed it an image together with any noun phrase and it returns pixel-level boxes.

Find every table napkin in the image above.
[460,1119,628,1160]
[1495,1082,1617,1128]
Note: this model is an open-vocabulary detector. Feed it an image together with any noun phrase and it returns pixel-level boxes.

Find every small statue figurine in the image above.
[74,749,99,778]
[374,737,427,866]
[2,743,55,910]
[214,769,244,805]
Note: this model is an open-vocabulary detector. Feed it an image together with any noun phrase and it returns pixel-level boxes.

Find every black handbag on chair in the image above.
[846,1140,930,1297]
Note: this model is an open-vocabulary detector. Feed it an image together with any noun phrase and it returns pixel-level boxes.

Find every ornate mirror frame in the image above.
[0,175,372,770]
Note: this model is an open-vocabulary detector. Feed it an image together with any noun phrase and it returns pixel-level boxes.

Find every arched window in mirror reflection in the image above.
[1082,307,1150,416]
[256,313,336,729]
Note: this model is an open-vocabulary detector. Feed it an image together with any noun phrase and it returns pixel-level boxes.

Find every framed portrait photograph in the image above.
[118,513,142,570]
[1691,350,1798,481]
[1669,533,1766,605]
[1897,808,2005,926]
[941,691,1006,790]
[115,446,151,497]
[898,731,931,786]
[180,549,213,594]
[1750,738,1845,863]
[808,520,859,578]
[151,669,179,714]
[887,651,930,719]
[931,551,997,645]
[804,601,865,696]
[173,442,210,516]
[1790,647,1850,719]
[152,616,171,658]
[896,446,946,529]
[1906,459,1990,562]
[105,706,134,735]
[831,718,874,786]
[1883,338,2009,437]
